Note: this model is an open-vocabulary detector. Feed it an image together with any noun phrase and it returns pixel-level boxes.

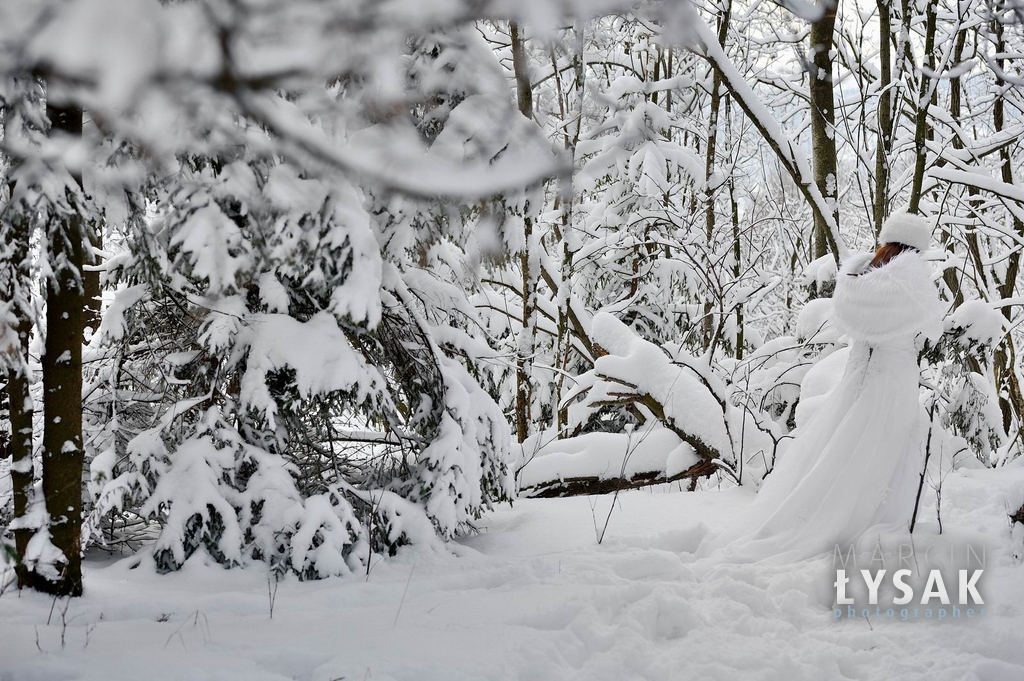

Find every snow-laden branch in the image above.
[677,3,845,265]
[931,167,1024,206]
[931,167,1024,238]
[239,92,567,201]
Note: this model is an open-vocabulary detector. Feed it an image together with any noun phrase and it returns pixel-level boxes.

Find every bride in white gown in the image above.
[709,211,945,563]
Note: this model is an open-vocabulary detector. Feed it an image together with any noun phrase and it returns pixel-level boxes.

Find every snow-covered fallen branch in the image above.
[585,313,730,464]
[517,428,717,498]
[526,313,733,497]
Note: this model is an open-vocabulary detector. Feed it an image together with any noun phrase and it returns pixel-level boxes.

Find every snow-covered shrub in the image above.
[29,0,558,577]
[943,371,1005,465]
[87,131,514,576]
[920,299,1008,464]
[943,300,1005,365]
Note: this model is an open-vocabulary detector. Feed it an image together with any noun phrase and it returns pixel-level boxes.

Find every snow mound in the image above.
[801,254,837,289]
[795,298,837,343]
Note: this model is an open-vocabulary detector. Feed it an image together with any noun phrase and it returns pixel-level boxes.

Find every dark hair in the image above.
[869,242,916,269]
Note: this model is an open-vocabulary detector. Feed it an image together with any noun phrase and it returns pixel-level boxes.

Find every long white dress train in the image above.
[709,249,944,562]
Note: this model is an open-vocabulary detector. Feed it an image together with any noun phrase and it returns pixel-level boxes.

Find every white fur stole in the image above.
[832,251,944,346]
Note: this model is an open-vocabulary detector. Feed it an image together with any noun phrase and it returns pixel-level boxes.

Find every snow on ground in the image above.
[3,467,1024,681]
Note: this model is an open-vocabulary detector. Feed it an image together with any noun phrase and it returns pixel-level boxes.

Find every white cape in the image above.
[708,250,944,562]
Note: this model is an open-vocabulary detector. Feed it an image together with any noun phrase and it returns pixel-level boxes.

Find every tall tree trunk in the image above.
[941,27,969,308]
[553,23,586,438]
[872,0,893,236]
[809,0,840,259]
[702,0,732,349]
[516,221,535,444]
[39,102,87,596]
[3,77,43,591]
[510,22,535,443]
[4,214,36,590]
[726,95,743,360]
[510,22,533,120]
[908,0,937,213]
[84,226,102,335]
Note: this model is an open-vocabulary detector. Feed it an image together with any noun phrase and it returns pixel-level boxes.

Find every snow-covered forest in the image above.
[2,0,1024,678]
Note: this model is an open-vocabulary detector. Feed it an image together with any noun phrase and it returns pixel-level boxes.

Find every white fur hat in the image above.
[878,210,932,252]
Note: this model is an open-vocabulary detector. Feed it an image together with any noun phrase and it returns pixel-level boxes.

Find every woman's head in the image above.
[869,241,916,269]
